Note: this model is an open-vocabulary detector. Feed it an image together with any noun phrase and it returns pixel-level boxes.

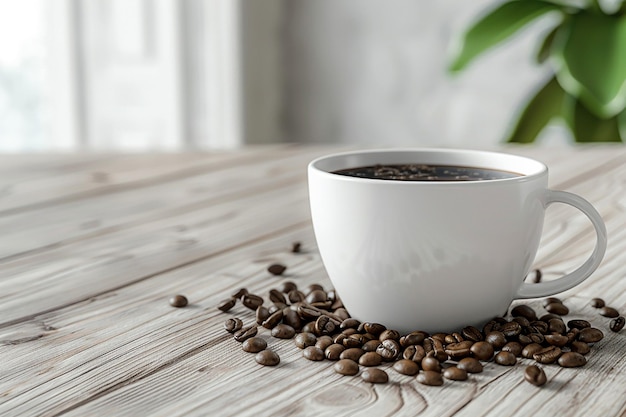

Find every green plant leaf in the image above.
[449,0,562,72]
[506,77,565,143]
[552,11,626,118]
[563,95,623,142]
[535,25,560,64]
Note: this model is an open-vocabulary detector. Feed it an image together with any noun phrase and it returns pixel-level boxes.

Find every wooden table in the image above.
[0,145,625,417]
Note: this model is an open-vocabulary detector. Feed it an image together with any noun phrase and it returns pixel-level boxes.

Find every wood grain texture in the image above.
[0,145,625,417]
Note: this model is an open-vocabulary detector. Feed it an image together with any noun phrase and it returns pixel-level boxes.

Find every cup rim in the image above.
[308,148,548,185]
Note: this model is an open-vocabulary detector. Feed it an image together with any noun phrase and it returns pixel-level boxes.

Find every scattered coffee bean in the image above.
[610,316,625,332]
[566,319,590,330]
[548,318,567,335]
[524,365,547,386]
[288,290,306,303]
[234,325,258,343]
[599,306,620,318]
[267,263,287,276]
[291,242,302,253]
[532,269,542,283]
[363,322,386,336]
[255,349,280,366]
[359,352,383,367]
[570,341,591,355]
[268,289,287,305]
[400,331,426,347]
[577,327,604,343]
[362,368,388,383]
[511,304,538,321]
[169,295,188,308]
[501,342,523,357]
[470,341,494,361]
[262,309,283,329]
[421,355,442,372]
[376,339,401,361]
[495,351,517,366]
[533,346,562,364]
[501,321,522,338]
[242,294,264,310]
[271,323,296,339]
[294,332,317,349]
[340,348,365,361]
[417,370,444,386]
[256,306,270,325]
[558,352,587,368]
[303,346,325,361]
[485,331,507,349]
[283,308,302,330]
[443,366,468,381]
[543,297,563,307]
[393,359,420,376]
[521,343,543,359]
[362,339,381,352]
[325,343,345,360]
[224,318,243,333]
[462,326,484,342]
[242,337,267,353]
[315,335,334,351]
[379,329,401,342]
[231,288,248,299]
[403,344,426,362]
[445,341,473,359]
[590,297,606,308]
[545,334,569,347]
[334,359,359,376]
[545,302,569,315]
[457,357,483,373]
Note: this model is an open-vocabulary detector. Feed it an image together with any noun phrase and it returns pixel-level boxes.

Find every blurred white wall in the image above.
[281,0,568,147]
[0,0,569,152]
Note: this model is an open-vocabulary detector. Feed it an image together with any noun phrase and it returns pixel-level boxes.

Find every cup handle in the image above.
[515,190,607,299]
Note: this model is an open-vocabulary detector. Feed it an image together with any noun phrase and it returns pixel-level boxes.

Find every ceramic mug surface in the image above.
[308,149,607,334]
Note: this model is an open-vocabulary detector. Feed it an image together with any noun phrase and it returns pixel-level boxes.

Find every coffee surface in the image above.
[332,164,522,181]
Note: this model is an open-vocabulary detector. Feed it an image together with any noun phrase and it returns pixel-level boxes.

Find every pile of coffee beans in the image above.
[209,251,623,387]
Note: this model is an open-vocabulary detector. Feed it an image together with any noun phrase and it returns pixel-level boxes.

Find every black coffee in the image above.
[332,164,522,181]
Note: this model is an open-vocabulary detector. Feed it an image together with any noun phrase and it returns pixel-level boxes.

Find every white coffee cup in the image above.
[308,149,607,334]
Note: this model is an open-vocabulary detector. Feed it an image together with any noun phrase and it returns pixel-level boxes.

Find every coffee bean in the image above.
[262,309,283,329]
[590,297,606,308]
[362,368,388,384]
[323,343,345,361]
[362,339,381,352]
[428,337,449,362]
[445,341,473,359]
[501,321,522,338]
[431,333,447,343]
[530,321,549,334]
[340,348,365,361]
[470,341,494,361]
[577,327,604,343]
[417,370,444,386]
[301,322,316,334]
[533,346,562,364]
[485,331,507,349]
[403,344,426,362]
[294,332,317,349]
[283,308,302,330]
[512,316,531,328]
[288,290,306,303]
[216,297,236,312]
[502,341,523,357]
[531,269,542,283]
[280,281,297,293]
[314,315,337,336]
[457,357,483,373]
[376,339,401,361]
[379,329,401,342]
[610,316,625,332]
[297,304,322,321]
[340,318,361,330]
[363,322,386,336]
[303,346,325,361]
[544,334,569,347]
[495,351,517,366]
[545,302,569,316]
[421,356,441,372]
[334,359,359,376]
[224,318,243,333]
[234,325,258,343]
[305,283,324,294]
[306,289,327,305]
[524,365,547,386]
[334,307,350,320]
[462,326,484,342]
[315,335,334,351]
[548,318,566,335]
[267,264,287,276]
[521,343,543,359]
[231,288,248,299]
[443,366,468,381]
[255,306,270,325]
[359,352,383,367]
[567,319,591,330]
[291,242,302,253]
[511,304,538,321]
[539,313,561,322]
[542,297,563,307]
[242,294,264,310]
[271,323,296,339]
[393,359,420,376]
[528,332,545,344]
[558,352,587,368]
[255,349,280,366]
[268,289,287,305]
[570,341,591,355]
[242,337,267,353]
[599,306,620,318]
[343,334,364,348]
[169,295,188,308]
